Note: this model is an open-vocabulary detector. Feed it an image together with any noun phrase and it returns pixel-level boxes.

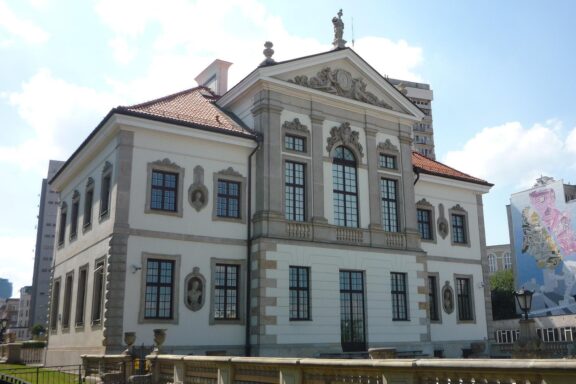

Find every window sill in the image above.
[82,223,92,233]
[213,215,244,224]
[145,208,183,218]
[210,318,244,326]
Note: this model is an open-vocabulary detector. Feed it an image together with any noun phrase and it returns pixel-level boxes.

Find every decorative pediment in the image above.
[282,118,309,133]
[451,204,466,213]
[416,198,433,208]
[218,167,242,177]
[288,67,392,109]
[377,139,399,153]
[326,122,364,159]
[152,158,182,170]
[86,177,94,187]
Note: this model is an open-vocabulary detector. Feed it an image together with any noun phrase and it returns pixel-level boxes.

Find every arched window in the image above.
[332,146,358,227]
[488,253,497,273]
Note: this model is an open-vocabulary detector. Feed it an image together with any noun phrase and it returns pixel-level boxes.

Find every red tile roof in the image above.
[412,152,493,187]
[116,86,256,138]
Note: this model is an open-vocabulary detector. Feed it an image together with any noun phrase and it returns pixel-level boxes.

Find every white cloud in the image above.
[442,120,576,190]
[0,235,35,297]
[0,69,121,174]
[0,0,49,45]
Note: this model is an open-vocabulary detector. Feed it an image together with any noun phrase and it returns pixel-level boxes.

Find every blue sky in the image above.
[2,0,576,296]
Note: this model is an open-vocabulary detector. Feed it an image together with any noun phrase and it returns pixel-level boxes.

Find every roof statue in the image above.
[260,41,276,66]
[332,9,347,49]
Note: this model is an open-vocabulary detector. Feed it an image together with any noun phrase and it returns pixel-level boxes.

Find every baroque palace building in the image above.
[46,13,493,365]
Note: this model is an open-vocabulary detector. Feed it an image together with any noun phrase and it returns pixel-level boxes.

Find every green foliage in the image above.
[30,324,45,337]
[21,340,46,348]
[489,269,518,320]
[489,269,515,292]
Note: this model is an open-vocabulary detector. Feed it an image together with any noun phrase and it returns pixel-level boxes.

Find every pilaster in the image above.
[310,113,327,223]
[365,126,382,229]
[398,129,420,250]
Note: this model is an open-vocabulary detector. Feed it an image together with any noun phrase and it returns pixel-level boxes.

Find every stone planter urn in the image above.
[123,332,136,355]
[152,329,166,354]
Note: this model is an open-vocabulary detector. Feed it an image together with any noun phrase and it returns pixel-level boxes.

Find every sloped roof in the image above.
[116,86,256,138]
[412,152,493,187]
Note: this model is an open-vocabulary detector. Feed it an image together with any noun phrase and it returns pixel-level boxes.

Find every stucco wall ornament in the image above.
[282,118,309,133]
[184,267,206,312]
[416,198,433,208]
[288,67,392,109]
[188,165,208,212]
[218,167,242,177]
[437,203,449,239]
[152,158,180,169]
[442,281,454,314]
[377,139,399,153]
[326,122,364,158]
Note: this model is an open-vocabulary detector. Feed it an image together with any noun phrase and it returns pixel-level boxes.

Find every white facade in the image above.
[46,47,492,365]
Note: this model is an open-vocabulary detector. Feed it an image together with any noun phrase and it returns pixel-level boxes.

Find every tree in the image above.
[489,269,518,320]
[31,324,46,339]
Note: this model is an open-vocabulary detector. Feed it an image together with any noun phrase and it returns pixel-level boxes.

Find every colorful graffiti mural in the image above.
[510,178,576,316]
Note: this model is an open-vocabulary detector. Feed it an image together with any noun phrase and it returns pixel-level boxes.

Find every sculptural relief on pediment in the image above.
[288,67,393,109]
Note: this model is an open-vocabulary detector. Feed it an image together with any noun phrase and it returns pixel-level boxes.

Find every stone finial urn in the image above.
[123,332,136,355]
[152,329,166,354]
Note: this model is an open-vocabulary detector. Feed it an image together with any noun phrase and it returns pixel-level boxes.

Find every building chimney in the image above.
[194,59,233,96]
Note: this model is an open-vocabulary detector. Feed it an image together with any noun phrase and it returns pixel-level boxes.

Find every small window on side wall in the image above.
[100,162,112,220]
[212,168,246,223]
[83,178,94,231]
[58,203,67,247]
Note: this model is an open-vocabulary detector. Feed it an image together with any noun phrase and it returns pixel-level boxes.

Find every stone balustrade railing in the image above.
[79,354,576,384]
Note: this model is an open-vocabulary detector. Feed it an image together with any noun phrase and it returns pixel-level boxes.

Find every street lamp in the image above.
[514,289,534,320]
[0,317,8,344]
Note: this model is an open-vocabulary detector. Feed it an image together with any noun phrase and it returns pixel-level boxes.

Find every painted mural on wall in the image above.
[510,177,576,316]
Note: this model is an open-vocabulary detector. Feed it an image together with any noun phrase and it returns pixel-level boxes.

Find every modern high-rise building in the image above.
[388,78,435,159]
[30,160,64,328]
[0,278,13,300]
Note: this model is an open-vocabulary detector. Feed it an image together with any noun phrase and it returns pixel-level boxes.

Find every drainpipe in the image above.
[245,135,262,357]
[413,167,420,185]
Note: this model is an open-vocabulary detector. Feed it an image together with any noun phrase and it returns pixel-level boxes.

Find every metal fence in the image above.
[0,365,82,384]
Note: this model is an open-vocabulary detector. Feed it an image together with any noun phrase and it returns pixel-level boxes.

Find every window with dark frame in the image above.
[62,273,73,329]
[418,209,433,240]
[214,264,239,320]
[91,261,105,324]
[456,277,473,321]
[144,259,175,319]
[289,266,310,320]
[50,279,61,331]
[428,275,439,321]
[378,154,396,169]
[391,272,408,321]
[100,170,111,217]
[284,135,306,152]
[58,203,67,246]
[70,192,80,240]
[84,179,94,229]
[333,146,358,227]
[217,180,240,218]
[381,178,399,232]
[150,170,178,212]
[451,214,467,244]
[285,161,306,222]
[75,267,88,326]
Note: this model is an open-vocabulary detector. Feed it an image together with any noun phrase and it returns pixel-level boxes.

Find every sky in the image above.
[2,0,576,297]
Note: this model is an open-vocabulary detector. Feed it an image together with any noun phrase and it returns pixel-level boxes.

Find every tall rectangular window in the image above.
[381,179,399,232]
[150,170,178,212]
[289,266,310,320]
[50,279,61,331]
[456,277,473,321]
[391,272,408,321]
[217,180,240,218]
[58,203,67,246]
[451,214,467,244]
[214,264,239,320]
[84,179,94,229]
[333,147,358,227]
[70,192,80,240]
[285,161,305,222]
[284,135,306,152]
[417,209,433,240]
[378,154,396,169]
[62,273,73,329]
[75,266,88,326]
[428,275,439,321]
[100,171,111,217]
[144,259,175,319]
[91,260,105,324]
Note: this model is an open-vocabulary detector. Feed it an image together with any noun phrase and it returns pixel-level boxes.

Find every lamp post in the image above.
[512,289,542,358]
[0,317,8,344]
